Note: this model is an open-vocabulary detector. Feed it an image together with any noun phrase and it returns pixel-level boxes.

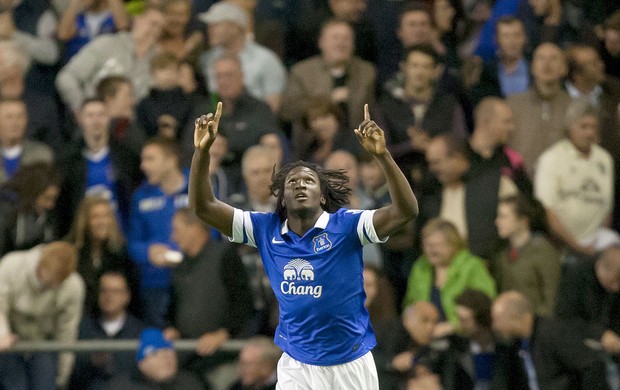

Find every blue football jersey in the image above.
[230,207,387,366]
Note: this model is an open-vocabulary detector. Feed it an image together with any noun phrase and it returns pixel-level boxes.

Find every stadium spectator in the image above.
[492,291,610,390]
[56,7,164,113]
[56,0,130,62]
[468,97,531,195]
[404,219,496,333]
[65,195,141,317]
[165,207,252,389]
[600,11,620,79]
[494,195,561,316]
[228,336,280,390]
[0,241,85,389]
[507,42,571,176]
[534,99,614,260]
[420,134,518,260]
[56,98,141,235]
[97,76,146,155]
[107,327,204,389]
[68,271,145,390]
[0,98,54,184]
[0,162,61,257]
[0,41,63,150]
[280,19,376,132]
[183,54,281,194]
[198,1,286,112]
[136,53,193,140]
[127,137,188,327]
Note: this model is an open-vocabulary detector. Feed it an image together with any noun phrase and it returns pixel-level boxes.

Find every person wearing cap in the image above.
[198,1,286,113]
[107,327,203,389]
[0,241,85,389]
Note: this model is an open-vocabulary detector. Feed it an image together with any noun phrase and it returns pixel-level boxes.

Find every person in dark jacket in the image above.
[69,271,145,390]
[164,207,253,389]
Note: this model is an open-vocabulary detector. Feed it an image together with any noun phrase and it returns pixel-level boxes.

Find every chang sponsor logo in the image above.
[280,258,323,298]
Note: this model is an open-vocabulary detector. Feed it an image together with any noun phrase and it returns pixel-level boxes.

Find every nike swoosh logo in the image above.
[272,238,285,244]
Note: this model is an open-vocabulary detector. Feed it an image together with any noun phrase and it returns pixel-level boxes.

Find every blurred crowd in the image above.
[0,0,619,388]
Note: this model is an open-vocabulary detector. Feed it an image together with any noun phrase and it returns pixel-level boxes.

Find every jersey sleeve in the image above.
[355,209,389,246]
[229,208,258,247]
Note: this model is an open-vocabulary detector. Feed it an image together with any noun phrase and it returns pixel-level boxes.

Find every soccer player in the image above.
[189,102,418,390]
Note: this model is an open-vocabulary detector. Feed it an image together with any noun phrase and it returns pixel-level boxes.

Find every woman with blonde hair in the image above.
[403,218,496,334]
[66,194,141,316]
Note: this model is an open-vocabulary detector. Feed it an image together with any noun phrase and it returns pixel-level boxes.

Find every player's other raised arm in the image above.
[189,102,235,237]
[354,104,419,238]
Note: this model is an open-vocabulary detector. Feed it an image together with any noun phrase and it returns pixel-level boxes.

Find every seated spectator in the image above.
[97,76,146,155]
[183,54,282,194]
[165,208,252,389]
[600,11,620,79]
[0,242,85,389]
[494,195,561,316]
[56,7,164,113]
[431,0,464,70]
[492,291,610,390]
[0,162,61,257]
[0,41,63,150]
[56,98,141,235]
[292,97,361,165]
[57,0,130,62]
[435,289,497,390]
[390,301,440,387]
[0,98,54,184]
[468,97,532,195]
[468,16,530,105]
[507,42,571,176]
[534,99,614,261]
[198,1,286,112]
[107,327,203,389]
[136,53,193,140]
[228,336,281,390]
[69,271,145,390]
[420,134,518,260]
[158,0,203,61]
[280,18,376,132]
[556,246,620,357]
[404,219,496,334]
[128,137,189,327]
[65,195,141,317]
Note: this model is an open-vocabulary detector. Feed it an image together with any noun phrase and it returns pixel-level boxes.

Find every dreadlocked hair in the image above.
[270,161,352,221]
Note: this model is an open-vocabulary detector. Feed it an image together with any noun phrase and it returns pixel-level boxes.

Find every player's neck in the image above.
[287,208,323,236]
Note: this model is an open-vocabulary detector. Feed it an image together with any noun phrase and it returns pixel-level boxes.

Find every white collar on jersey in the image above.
[281,211,330,235]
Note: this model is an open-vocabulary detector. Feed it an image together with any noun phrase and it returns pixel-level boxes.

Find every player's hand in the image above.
[194,101,222,150]
[196,329,229,356]
[354,104,386,156]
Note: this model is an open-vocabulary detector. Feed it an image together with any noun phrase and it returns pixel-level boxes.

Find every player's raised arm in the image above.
[354,104,419,238]
[189,102,235,237]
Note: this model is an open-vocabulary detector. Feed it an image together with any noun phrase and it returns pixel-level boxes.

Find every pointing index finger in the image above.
[364,104,370,121]
[214,101,222,122]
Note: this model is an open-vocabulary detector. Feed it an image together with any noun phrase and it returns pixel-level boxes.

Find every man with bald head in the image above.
[468,97,531,195]
[390,302,439,384]
[556,246,620,355]
[507,43,572,176]
[492,291,610,390]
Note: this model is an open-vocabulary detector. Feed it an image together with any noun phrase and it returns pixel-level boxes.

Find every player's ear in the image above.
[320,196,326,205]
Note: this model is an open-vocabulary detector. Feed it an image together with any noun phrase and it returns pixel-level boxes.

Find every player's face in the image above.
[282,167,323,214]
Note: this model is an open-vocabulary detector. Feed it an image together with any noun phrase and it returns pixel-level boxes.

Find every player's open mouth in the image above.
[295,193,308,200]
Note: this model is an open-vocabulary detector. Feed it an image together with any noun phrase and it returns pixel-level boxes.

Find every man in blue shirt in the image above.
[189,102,418,389]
